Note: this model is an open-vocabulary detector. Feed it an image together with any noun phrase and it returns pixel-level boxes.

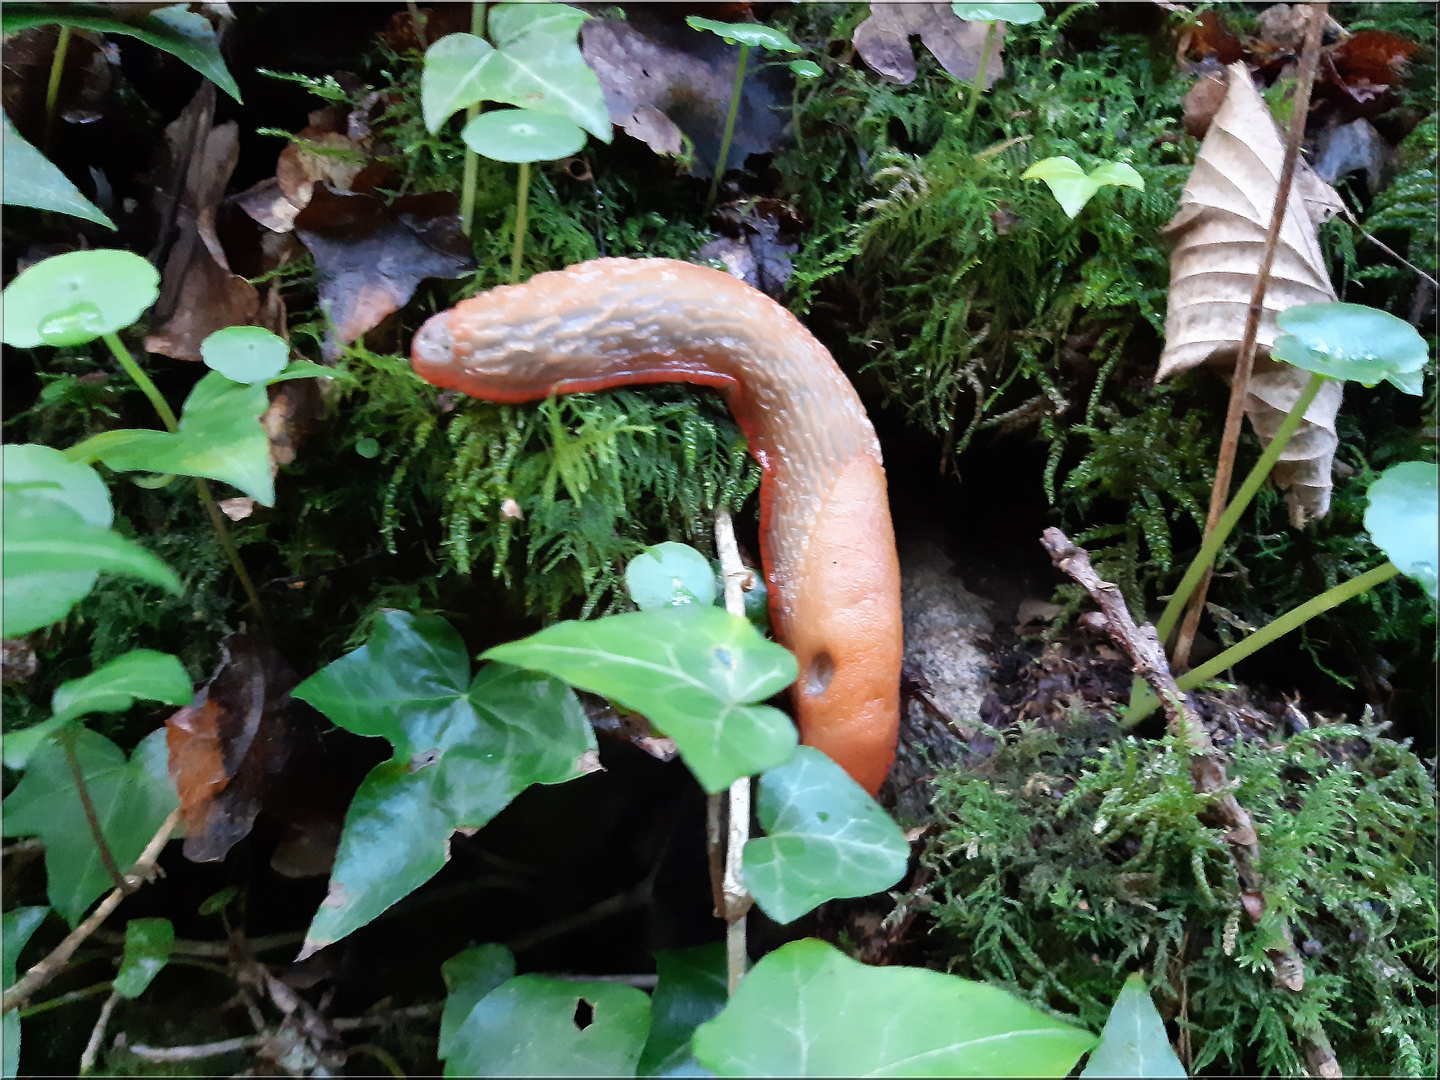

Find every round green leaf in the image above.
[1364,461,1438,599]
[114,917,175,999]
[743,746,910,924]
[685,17,801,52]
[443,975,652,1077]
[200,325,289,384]
[953,2,1046,23]
[691,938,1097,1077]
[198,886,240,917]
[3,444,112,527]
[626,542,718,610]
[1272,302,1430,391]
[1079,974,1187,1078]
[1,249,158,348]
[355,437,381,459]
[788,59,823,79]
[462,107,587,163]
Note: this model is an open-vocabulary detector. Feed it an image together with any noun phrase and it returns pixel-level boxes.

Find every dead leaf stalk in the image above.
[2,809,180,1014]
[78,989,120,1075]
[1172,4,1328,670]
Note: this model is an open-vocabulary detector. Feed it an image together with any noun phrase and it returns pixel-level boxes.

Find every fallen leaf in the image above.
[1318,29,1419,116]
[293,185,474,360]
[696,197,800,296]
[1157,62,1345,525]
[580,11,790,177]
[218,496,255,521]
[167,631,295,863]
[852,2,1005,87]
[1178,10,1247,66]
[1182,65,1229,138]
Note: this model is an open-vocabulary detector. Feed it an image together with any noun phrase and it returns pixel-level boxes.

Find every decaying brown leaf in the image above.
[167,632,295,863]
[293,185,473,360]
[580,11,789,177]
[852,3,1004,87]
[1157,62,1345,525]
[697,198,801,297]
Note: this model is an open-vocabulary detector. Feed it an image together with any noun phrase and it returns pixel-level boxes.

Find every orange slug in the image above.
[411,258,902,794]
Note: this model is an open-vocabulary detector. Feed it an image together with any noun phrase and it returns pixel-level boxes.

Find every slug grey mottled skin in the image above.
[412,258,901,793]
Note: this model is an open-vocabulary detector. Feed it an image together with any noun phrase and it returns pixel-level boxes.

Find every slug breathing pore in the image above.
[410,258,902,795]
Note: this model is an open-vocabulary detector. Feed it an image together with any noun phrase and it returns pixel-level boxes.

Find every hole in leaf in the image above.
[714,647,733,669]
[806,652,834,697]
[573,997,595,1030]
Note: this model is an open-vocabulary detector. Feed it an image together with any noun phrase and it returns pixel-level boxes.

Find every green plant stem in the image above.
[1124,371,1328,725]
[706,43,750,210]
[57,724,126,892]
[459,2,488,237]
[43,26,71,156]
[17,981,114,1020]
[1129,561,1400,723]
[509,161,530,285]
[1156,371,1329,646]
[101,332,267,624]
[959,22,998,135]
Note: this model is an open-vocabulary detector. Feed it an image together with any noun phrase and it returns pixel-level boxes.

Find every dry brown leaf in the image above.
[852,3,1004,87]
[1157,62,1345,525]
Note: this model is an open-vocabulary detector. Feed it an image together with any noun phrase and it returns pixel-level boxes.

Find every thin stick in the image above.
[1172,5,1327,670]
[43,26,71,156]
[3,810,179,1014]
[79,989,120,1075]
[1342,204,1439,289]
[509,161,530,285]
[707,43,751,210]
[100,332,267,623]
[715,509,753,994]
[459,2,488,237]
[58,724,126,891]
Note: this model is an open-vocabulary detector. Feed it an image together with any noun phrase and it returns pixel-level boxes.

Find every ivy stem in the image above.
[459,2,488,237]
[958,21,997,135]
[1125,371,1328,725]
[509,161,530,285]
[101,332,267,624]
[43,26,71,156]
[57,724,126,892]
[706,43,750,210]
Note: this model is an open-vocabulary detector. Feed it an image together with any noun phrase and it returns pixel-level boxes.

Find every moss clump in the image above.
[926,714,1437,1076]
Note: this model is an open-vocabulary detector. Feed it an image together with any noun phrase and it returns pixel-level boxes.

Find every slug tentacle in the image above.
[411,258,902,794]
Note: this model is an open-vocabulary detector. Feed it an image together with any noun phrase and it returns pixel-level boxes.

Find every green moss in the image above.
[926,715,1437,1075]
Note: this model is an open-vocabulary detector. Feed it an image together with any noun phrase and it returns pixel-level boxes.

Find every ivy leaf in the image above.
[0,248,158,349]
[69,371,275,506]
[1,4,241,102]
[683,17,801,53]
[1,729,177,926]
[2,113,114,228]
[690,938,1097,1077]
[443,975,652,1077]
[3,649,191,771]
[293,612,597,957]
[1364,461,1439,599]
[1079,973,1186,1078]
[626,542,717,611]
[1022,156,1144,218]
[421,33,497,132]
[743,747,910,924]
[484,606,798,793]
[440,943,516,1059]
[114,917,175,999]
[3,906,48,1080]
[638,943,729,1077]
[462,107,588,164]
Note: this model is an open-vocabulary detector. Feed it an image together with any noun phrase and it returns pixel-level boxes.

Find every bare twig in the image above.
[714,509,754,995]
[3,809,179,1014]
[79,989,120,1075]
[1173,5,1328,669]
[58,725,126,891]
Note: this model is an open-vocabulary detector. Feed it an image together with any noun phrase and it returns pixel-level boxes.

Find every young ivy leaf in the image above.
[484,606,799,793]
[422,33,497,132]
[292,611,597,958]
[743,746,910,924]
[442,975,652,1077]
[69,370,275,506]
[2,113,114,229]
[637,943,729,1077]
[1,729,177,927]
[1079,973,1187,1078]
[114,917,176,999]
[625,542,718,611]
[462,107,588,164]
[1022,156,1144,219]
[1364,461,1439,599]
[0,249,158,349]
[440,944,516,1060]
[200,325,289,384]
[691,938,1097,1077]
[3,649,192,771]
[684,17,801,53]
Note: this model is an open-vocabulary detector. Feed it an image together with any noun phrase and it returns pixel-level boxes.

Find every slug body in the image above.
[412,258,901,794]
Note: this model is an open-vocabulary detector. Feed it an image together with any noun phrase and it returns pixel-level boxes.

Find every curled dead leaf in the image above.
[1158,62,1345,525]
